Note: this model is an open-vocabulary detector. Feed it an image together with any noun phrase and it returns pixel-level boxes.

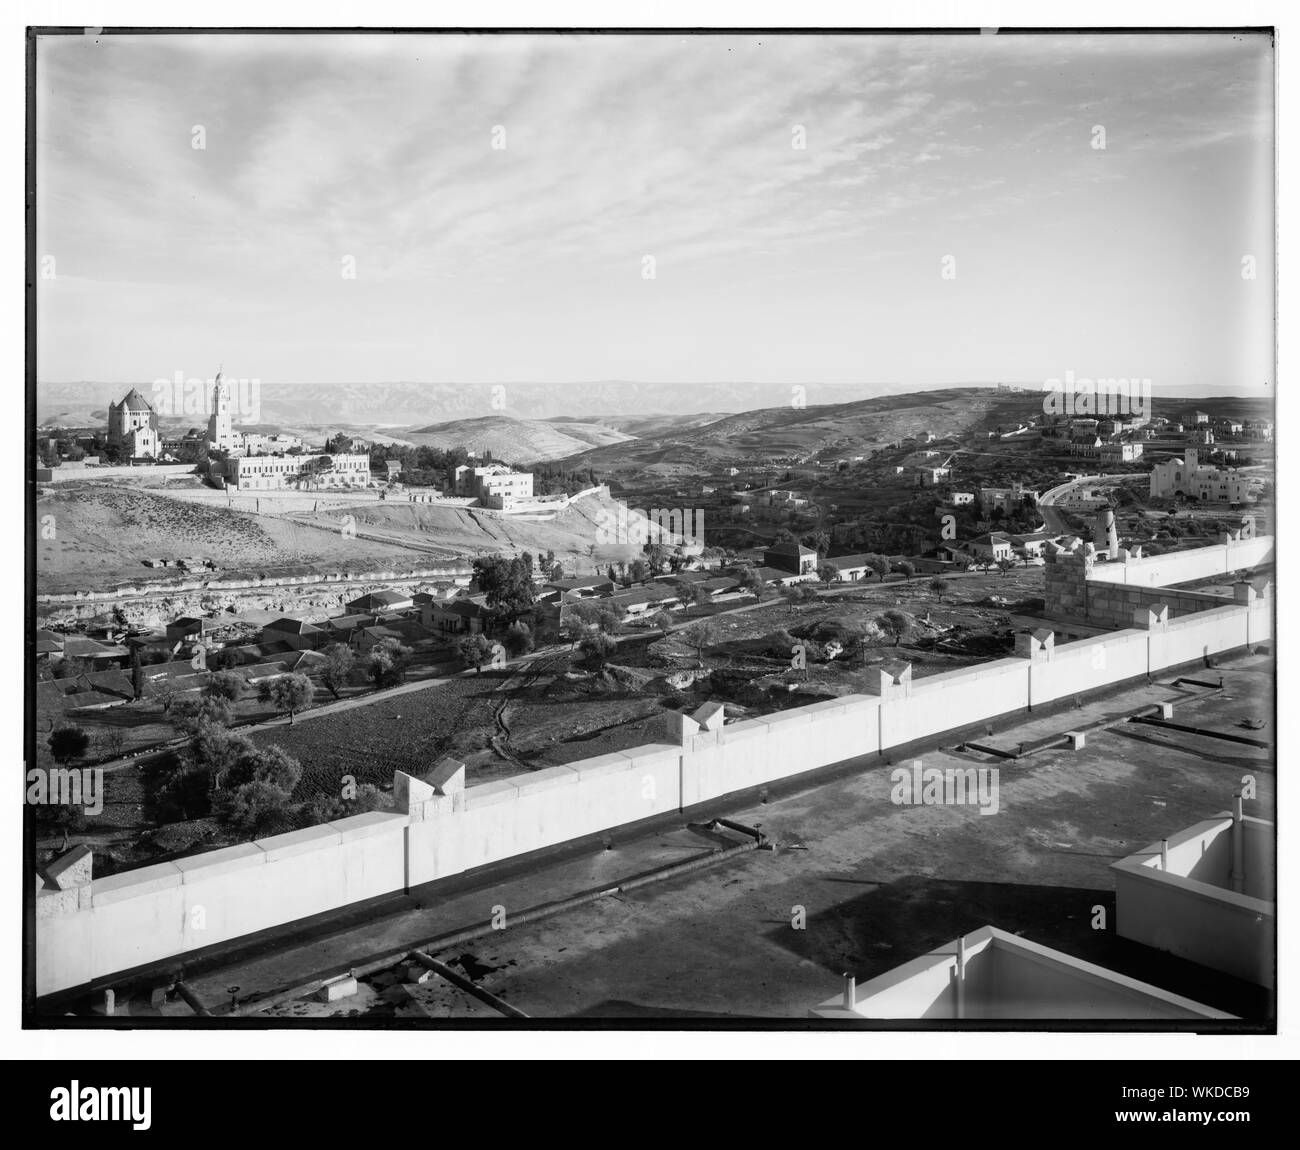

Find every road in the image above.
[1036,472,1131,534]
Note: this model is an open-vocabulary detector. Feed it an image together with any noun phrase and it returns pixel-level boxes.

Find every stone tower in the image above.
[1096,508,1119,557]
[206,370,235,450]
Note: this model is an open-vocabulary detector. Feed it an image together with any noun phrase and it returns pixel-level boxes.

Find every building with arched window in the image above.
[1148,449,1252,503]
[106,389,161,459]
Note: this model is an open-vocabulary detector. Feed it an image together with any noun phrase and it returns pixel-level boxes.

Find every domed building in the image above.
[106,388,161,460]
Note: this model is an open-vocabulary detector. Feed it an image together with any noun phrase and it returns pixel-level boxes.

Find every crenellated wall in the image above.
[33,558,1274,998]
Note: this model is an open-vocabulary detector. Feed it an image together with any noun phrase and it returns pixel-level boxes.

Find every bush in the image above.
[579,631,618,668]
[204,670,245,702]
[365,639,412,688]
[318,643,355,699]
[48,726,90,764]
[457,633,493,673]
[503,621,534,658]
[171,695,235,734]
[769,628,799,658]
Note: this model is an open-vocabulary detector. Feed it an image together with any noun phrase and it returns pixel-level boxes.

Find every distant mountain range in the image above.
[34,379,907,429]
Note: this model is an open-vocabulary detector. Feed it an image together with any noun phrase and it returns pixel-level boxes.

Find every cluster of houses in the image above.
[34,586,464,721]
[1041,416,1146,462]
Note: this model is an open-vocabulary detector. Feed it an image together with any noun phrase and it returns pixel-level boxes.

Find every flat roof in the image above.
[150,651,1274,1023]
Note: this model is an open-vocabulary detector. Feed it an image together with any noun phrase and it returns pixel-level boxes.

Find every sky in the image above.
[36,31,1275,394]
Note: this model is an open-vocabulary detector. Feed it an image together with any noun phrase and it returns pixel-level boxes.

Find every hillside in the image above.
[303,491,652,569]
[401,415,634,463]
[36,480,652,598]
[554,388,1049,489]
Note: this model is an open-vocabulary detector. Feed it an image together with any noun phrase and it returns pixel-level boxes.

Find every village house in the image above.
[963,532,1015,562]
[345,589,414,615]
[822,553,876,582]
[762,541,819,575]
[261,618,326,651]
[979,483,1039,516]
[544,576,617,599]
[426,598,492,635]
[165,616,212,644]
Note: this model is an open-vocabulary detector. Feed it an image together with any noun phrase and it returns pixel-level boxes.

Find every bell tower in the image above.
[207,368,234,449]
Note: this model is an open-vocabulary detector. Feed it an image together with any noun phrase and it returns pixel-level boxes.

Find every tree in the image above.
[651,611,674,636]
[818,562,839,585]
[558,616,585,650]
[503,621,534,658]
[473,555,536,623]
[997,557,1016,577]
[212,745,304,836]
[172,694,235,734]
[318,642,355,700]
[644,543,671,574]
[204,669,245,703]
[260,673,314,724]
[769,628,799,658]
[681,619,719,664]
[629,559,651,585]
[896,561,915,582]
[867,555,891,582]
[154,680,179,716]
[365,638,412,688]
[457,632,494,673]
[208,646,242,671]
[48,726,90,764]
[674,579,706,617]
[52,656,92,681]
[579,630,617,668]
[739,567,766,596]
[784,584,819,606]
[572,599,623,634]
[929,578,951,603]
[879,610,910,647]
[99,727,126,760]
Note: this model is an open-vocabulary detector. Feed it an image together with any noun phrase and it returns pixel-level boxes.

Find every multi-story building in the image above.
[1148,448,1252,503]
[106,389,162,459]
[979,483,1039,516]
[222,453,370,491]
[452,463,534,506]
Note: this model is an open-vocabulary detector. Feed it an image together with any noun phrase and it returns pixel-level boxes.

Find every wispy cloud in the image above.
[36,31,1273,388]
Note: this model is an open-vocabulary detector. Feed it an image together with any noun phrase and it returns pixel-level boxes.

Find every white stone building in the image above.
[1148,448,1252,503]
[223,453,370,491]
[106,388,162,459]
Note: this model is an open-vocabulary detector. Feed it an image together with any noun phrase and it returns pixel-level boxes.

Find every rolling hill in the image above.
[401,415,634,464]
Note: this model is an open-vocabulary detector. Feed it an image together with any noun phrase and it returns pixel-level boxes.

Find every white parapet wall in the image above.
[1112,813,1275,987]
[1087,535,1273,587]
[34,560,1274,997]
[810,925,1236,1021]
